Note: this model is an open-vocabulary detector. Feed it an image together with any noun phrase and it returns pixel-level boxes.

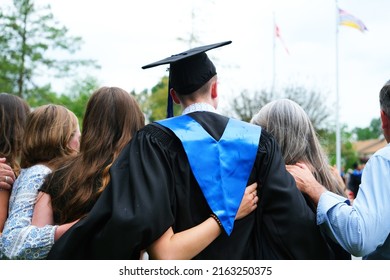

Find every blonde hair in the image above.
[20,104,79,168]
[251,99,345,196]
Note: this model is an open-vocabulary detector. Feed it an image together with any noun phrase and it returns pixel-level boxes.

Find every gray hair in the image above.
[251,98,345,196]
[380,80,390,117]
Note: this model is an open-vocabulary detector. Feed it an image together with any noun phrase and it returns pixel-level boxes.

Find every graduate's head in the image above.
[167,51,216,96]
[142,41,232,117]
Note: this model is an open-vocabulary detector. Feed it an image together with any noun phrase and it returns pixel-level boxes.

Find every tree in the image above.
[27,75,100,125]
[59,76,100,124]
[352,117,382,140]
[0,0,98,99]
[320,124,358,170]
[283,85,331,130]
[229,84,332,130]
[132,76,181,122]
[227,89,270,123]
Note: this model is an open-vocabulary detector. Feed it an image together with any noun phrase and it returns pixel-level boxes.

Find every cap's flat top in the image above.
[142,41,232,69]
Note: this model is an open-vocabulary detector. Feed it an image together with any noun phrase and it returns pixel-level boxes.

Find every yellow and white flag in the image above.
[338,8,368,32]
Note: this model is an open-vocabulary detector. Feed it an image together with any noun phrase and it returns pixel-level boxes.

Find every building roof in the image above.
[353,138,387,158]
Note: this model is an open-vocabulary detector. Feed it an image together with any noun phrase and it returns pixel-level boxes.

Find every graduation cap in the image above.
[142,41,232,118]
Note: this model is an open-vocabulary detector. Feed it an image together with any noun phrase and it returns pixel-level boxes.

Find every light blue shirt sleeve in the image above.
[317,145,390,257]
[0,165,58,259]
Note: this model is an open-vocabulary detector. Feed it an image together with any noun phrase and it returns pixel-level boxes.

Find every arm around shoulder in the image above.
[147,217,222,260]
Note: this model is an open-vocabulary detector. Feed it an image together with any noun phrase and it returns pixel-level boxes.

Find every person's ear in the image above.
[381,110,389,129]
[211,81,218,99]
[170,88,181,104]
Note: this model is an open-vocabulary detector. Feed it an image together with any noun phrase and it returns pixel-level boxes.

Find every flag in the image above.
[338,8,368,32]
[275,24,290,54]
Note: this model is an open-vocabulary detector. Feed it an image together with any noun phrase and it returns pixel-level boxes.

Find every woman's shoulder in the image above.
[18,164,52,180]
[23,164,51,172]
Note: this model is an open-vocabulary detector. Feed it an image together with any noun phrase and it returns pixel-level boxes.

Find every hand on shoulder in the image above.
[286,162,326,205]
[0,158,16,191]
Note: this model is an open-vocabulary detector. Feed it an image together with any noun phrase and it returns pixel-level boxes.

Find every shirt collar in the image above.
[182,102,217,115]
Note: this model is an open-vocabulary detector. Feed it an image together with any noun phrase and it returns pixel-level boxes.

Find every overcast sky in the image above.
[23,0,390,128]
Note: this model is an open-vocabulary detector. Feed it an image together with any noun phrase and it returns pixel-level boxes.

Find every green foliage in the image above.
[133,76,181,122]
[26,76,100,126]
[26,84,62,107]
[342,141,359,170]
[0,0,99,99]
[352,118,382,140]
[59,76,100,125]
[72,79,97,122]
[319,124,358,170]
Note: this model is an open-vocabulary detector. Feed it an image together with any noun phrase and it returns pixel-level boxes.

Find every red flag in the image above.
[275,24,290,55]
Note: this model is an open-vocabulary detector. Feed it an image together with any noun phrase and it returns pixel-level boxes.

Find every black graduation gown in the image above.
[47,111,341,260]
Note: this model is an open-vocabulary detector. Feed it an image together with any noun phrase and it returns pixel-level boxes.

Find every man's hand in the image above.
[286,162,326,206]
[0,158,16,191]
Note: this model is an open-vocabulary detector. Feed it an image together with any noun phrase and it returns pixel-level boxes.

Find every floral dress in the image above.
[0,164,57,259]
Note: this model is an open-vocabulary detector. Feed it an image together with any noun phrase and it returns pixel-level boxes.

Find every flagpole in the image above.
[335,0,341,172]
[272,12,276,96]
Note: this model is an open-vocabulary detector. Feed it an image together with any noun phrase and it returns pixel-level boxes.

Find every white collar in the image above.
[182,103,217,115]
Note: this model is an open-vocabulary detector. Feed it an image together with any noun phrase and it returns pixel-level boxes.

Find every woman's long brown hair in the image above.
[49,87,145,224]
[0,93,30,176]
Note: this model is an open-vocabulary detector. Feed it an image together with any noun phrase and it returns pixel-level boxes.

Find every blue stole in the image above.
[157,114,261,235]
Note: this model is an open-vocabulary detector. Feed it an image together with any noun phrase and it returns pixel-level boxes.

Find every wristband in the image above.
[210,213,223,229]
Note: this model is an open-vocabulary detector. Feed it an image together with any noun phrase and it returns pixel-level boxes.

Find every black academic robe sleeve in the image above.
[252,129,332,259]
[47,129,175,259]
